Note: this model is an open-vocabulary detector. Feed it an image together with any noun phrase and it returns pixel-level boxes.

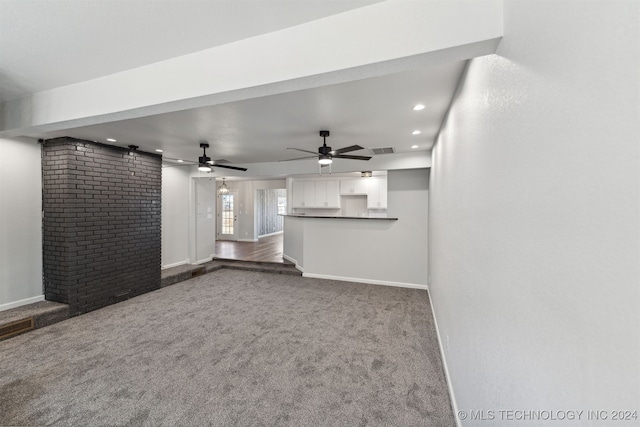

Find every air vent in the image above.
[0,318,34,340]
[370,147,395,155]
[191,267,206,277]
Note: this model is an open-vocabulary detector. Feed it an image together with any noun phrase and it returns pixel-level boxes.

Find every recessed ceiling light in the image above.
[155,149,163,153]
[106,138,116,142]
[411,145,419,149]
[413,104,425,111]
[412,130,421,135]
[177,159,184,163]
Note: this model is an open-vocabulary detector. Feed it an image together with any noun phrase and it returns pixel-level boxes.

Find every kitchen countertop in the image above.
[281,214,397,220]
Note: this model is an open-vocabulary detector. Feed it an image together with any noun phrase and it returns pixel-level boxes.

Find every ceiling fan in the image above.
[282,130,371,166]
[165,143,248,172]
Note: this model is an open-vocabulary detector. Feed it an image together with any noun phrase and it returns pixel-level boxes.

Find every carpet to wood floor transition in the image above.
[0,269,455,426]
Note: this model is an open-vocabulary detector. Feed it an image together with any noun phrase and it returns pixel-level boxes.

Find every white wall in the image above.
[288,168,429,287]
[194,177,217,263]
[0,137,44,310]
[428,1,639,424]
[283,216,303,268]
[161,166,190,268]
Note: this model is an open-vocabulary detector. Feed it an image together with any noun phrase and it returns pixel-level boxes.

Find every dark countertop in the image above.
[281,214,397,221]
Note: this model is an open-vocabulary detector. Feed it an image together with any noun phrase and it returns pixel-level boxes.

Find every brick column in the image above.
[42,138,161,315]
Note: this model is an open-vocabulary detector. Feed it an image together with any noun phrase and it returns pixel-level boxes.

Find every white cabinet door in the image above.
[292,181,305,207]
[340,179,368,195]
[303,181,316,207]
[314,181,327,207]
[367,177,387,209]
[315,180,340,208]
[325,180,340,208]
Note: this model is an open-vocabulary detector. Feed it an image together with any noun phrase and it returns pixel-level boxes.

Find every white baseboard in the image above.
[258,231,283,238]
[161,259,190,270]
[0,295,45,312]
[427,288,461,427]
[302,273,428,290]
[194,256,213,264]
[282,254,303,272]
[237,238,258,242]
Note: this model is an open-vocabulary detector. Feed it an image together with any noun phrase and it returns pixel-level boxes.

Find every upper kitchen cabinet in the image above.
[340,179,368,195]
[367,177,387,209]
[292,179,340,209]
[315,180,340,208]
[291,180,316,208]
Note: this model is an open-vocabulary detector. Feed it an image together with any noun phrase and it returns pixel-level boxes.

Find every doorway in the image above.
[212,187,288,264]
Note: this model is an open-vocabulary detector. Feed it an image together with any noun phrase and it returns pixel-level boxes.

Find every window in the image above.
[221,194,234,235]
[277,196,287,215]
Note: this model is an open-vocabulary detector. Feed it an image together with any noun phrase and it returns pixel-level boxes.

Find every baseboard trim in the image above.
[258,231,283,238]
[427,288,461,427]
[0,295,45,312]
[237,238,258,242]
[194,256,213,265]
[302,273,428,290]
[282,254,303,272]
[161,259,190,270]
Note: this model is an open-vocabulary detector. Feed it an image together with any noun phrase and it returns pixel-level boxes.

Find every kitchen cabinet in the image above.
[291,181,305,208]
[340,179,368,195]
[315,180,340,208]
[291,181,316,208]
[292,179,340,208]
[367,177,387,209]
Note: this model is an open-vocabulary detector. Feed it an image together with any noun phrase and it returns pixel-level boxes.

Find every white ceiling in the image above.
[2,0,466,169]
[0,0,383,102]
[30,61,465,165]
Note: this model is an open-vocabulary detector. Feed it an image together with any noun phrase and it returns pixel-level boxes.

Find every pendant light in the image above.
[218,178,229,195]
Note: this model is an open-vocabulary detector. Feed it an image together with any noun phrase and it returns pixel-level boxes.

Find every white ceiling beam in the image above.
[0,0,503,138]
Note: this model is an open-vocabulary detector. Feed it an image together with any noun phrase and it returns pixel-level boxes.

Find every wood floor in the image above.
[215,233,287,264]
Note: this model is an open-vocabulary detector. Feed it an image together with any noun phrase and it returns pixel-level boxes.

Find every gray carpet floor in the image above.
[0,270,454,426]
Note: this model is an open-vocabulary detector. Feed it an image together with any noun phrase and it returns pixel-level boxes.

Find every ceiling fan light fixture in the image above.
[318,155,332,165]
[198,163,212,172]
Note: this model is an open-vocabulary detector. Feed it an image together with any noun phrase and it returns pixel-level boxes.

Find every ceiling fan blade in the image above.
[212,164,248,171]
[332,145,365,155]
[333,154,372,161]
[280,155,319,162]
[287,147,318,155]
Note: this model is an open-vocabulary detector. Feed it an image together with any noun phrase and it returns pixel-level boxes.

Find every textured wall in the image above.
[256,188,285,237]
[42,138,161,315]
[428,1,639,422]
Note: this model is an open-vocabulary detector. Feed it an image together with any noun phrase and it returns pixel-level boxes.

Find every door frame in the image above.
[217,189,239,241]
